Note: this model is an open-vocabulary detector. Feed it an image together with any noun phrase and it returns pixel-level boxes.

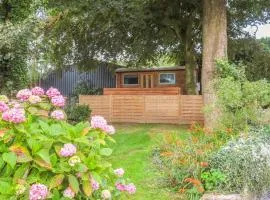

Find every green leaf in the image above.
[82,180,92,197]
[99,148,113,156]
[38,120,50,133]
[2,152,17,168]
[36,149,51,164]
[9,144,32,163]
[39,102,52,111]
[0,181,13,194]
[13,163,29,183]
[49,174,65,189]
[68,175,79,193]
[91,171,102,183]
[28,106,38,114]
[49,124,65,136]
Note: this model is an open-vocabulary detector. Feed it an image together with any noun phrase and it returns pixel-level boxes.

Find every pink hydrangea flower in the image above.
[60,143,77,157]
[51,110,65,120]
[115,183,126,192]
[125,183,136,194]
[16,89,32,101]
[51,95,65,107]
[63,187,75,199]
[114,168,124,177]
[46,87,61,98]
[91,179,100,191]
[29,95,42,104]
[29,183,48,200]
[101,190,111,199]
[91,115,107,129]
[104,125,115,135]
[31,87,45,96]
[2,108,26,123]
[0,101,9,112]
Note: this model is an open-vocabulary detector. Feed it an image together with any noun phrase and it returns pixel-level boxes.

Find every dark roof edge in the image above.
[115,66,188,72]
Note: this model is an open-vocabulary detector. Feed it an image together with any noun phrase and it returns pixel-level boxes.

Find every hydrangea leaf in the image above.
[2,152,17,168]
[100,148,113,156]
[82,180,92,197]
[68,175,79,193]
[49,174,65,189]
[9,144,32,163]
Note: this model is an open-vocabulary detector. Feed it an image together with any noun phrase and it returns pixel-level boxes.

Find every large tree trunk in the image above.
[184,23,197,95]
[202,0,227,128]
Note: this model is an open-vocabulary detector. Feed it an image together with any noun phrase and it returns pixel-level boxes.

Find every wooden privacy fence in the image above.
[79,95,204,124]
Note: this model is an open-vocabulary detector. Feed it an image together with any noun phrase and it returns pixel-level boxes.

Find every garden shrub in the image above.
[153,123,231,200]
[214,60,270,131]
[70,81,103,104]
[65,104,91,124]
[0,87,135,199]
[209,126,270,197]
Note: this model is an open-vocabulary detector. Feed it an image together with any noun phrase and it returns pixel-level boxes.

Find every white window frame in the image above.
[123,74,139,85]
[159,72,176,84]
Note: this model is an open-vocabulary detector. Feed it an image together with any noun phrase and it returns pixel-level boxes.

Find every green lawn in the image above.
[108,123,189,200]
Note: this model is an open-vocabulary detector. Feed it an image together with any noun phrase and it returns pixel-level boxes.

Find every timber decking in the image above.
[79,94,204,124]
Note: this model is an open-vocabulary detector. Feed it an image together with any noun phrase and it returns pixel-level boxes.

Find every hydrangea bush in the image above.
[0,87,135,199]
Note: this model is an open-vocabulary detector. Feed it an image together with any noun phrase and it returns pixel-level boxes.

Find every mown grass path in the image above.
[108,124,189,200]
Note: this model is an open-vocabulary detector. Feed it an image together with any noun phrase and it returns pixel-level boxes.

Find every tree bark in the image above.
[184,23,197,95]
[202,0,227,128]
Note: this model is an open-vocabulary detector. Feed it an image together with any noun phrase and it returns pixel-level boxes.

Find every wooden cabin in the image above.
[112,66,198,94]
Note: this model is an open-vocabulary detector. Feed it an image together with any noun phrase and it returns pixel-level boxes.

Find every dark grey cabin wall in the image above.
[41,64,116,96]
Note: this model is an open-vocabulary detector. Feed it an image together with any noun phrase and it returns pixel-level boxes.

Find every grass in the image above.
[108,123,189,200]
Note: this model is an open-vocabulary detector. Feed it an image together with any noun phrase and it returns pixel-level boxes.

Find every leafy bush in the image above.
[0,87,135,199]
[153,123,233,199]
[209,126,270,197]
[70,81,103,104]
[65,104,91,124]
[214,60,270,131]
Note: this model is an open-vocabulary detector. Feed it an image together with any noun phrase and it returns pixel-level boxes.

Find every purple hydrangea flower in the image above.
[91,115,107,129]
[104,125,115,135]
[63,187,75,199]
[0,101,9,112]
[114,168,125,177]
[16,89,32,101]
[29,183,48,200]
[51,95,65,107]
[125,183,136,194]
[2,108,26,123]
[60,143,77,157]
[115,183,126,192]
[31,87,45,96]
[46,87,61,98]
[91,179,100,191]
[51,110,65,120]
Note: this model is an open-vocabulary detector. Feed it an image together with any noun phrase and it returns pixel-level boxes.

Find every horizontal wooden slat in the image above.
[79,94,204,124]
[103,87,181,95]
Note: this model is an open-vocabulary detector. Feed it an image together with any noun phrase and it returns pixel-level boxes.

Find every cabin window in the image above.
[123,74,139,85]
[159,73,176,84]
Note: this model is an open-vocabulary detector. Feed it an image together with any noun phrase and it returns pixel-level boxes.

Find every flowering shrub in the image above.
[153,123,232,199]
[0,87,135,199]
[210,126,270,197]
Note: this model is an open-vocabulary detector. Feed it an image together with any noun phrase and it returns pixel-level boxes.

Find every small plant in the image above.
[201,169,226,191]
[65,104,91,124]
